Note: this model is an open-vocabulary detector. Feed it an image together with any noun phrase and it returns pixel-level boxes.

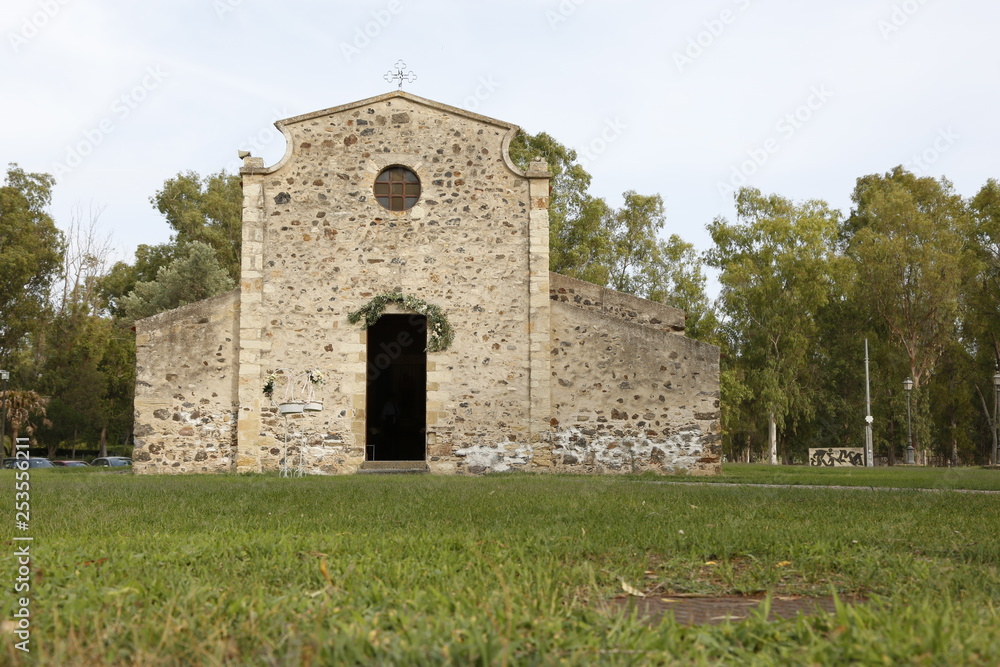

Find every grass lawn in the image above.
[2,469,999,665]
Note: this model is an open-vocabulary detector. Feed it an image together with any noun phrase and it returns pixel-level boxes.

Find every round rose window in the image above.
[373,166,420,211]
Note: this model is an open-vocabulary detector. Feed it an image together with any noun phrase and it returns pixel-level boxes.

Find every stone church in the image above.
[132,91,721,475]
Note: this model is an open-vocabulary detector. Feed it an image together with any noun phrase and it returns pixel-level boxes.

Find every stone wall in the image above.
[133,290,240,473]
[549,273,686,334]
[234,92,551,474]
[548,301,721,475]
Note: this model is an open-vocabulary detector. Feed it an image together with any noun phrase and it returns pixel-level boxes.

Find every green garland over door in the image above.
[347,293,454,352]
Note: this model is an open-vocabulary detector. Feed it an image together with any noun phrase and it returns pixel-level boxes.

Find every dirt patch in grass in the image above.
[602,594,865,626]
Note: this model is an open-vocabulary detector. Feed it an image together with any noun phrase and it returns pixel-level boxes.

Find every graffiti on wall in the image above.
[808,447,865,467]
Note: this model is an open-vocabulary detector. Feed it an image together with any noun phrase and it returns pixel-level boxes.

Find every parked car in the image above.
[91,457,132,467]
[52,460,90,467]
[2,457,55,469]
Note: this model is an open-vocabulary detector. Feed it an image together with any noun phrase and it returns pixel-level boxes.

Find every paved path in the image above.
[635,480,1000,495]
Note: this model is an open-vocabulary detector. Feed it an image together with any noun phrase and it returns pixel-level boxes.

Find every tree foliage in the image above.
[151,170,242,281]
[35,311,134,457]
[99,243,180,318]
[707,187,842,462]
[642,234,719,344]
[99,170,242,318]
[508,131,612,284]
[711,168,999,465]
[967,179,1000,367]
[509,131,716,342]
[1,390,51,457]
[845,167,971,389]
[0,164,64,364]
[122,241,236,320]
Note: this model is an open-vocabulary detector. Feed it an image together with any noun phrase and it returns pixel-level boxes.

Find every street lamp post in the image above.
[864,339,874,467]
[993,371,1000,467]
[0,370,8,457]
[903,377,915,465]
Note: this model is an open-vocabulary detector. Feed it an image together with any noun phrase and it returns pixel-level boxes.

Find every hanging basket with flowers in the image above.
[303,369,325,411]
[264,370,305,414]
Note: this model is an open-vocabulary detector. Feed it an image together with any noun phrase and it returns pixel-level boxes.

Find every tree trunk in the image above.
[769,412,777,465]
[887,401,896,466]
[7,427,19,458]
[99,425,107,458]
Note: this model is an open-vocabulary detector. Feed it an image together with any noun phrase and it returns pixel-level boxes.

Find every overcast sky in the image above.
[3,0,998,283]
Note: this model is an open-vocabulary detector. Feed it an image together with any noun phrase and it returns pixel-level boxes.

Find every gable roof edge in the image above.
[241,91,530,178]
[280,90,517,130]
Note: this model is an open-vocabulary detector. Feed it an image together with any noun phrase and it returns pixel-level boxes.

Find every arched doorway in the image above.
[365,314,427,461]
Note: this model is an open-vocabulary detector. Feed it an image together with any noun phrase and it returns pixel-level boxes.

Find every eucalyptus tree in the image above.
[508,131,612,284]
[707,187,843,464]
[606,191,666,295]
[844,167,972,456]
[968,179,1000,367]
[642,233,719,344]
[966,179,1000,461]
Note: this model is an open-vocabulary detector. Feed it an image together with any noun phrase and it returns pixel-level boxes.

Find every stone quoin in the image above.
[132,91,721,475]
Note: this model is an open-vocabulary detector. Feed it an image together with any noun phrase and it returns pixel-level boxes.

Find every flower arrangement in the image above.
[307,369,325,385]
[347,293,454,352]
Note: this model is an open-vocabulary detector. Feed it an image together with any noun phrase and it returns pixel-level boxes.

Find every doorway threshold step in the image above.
[358,461,429,474]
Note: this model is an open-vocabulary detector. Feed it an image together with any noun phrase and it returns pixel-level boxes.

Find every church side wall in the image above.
[132,291,240,474]
[547,301,721,475]
[549,273,687,334]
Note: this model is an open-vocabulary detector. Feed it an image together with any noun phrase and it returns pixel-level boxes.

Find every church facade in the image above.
[132,91,721,475]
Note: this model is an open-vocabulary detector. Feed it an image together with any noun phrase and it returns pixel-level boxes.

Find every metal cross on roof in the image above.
[384,60,417,90]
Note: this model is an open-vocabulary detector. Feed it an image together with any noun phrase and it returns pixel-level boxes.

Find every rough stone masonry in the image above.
[132,91,721,476]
